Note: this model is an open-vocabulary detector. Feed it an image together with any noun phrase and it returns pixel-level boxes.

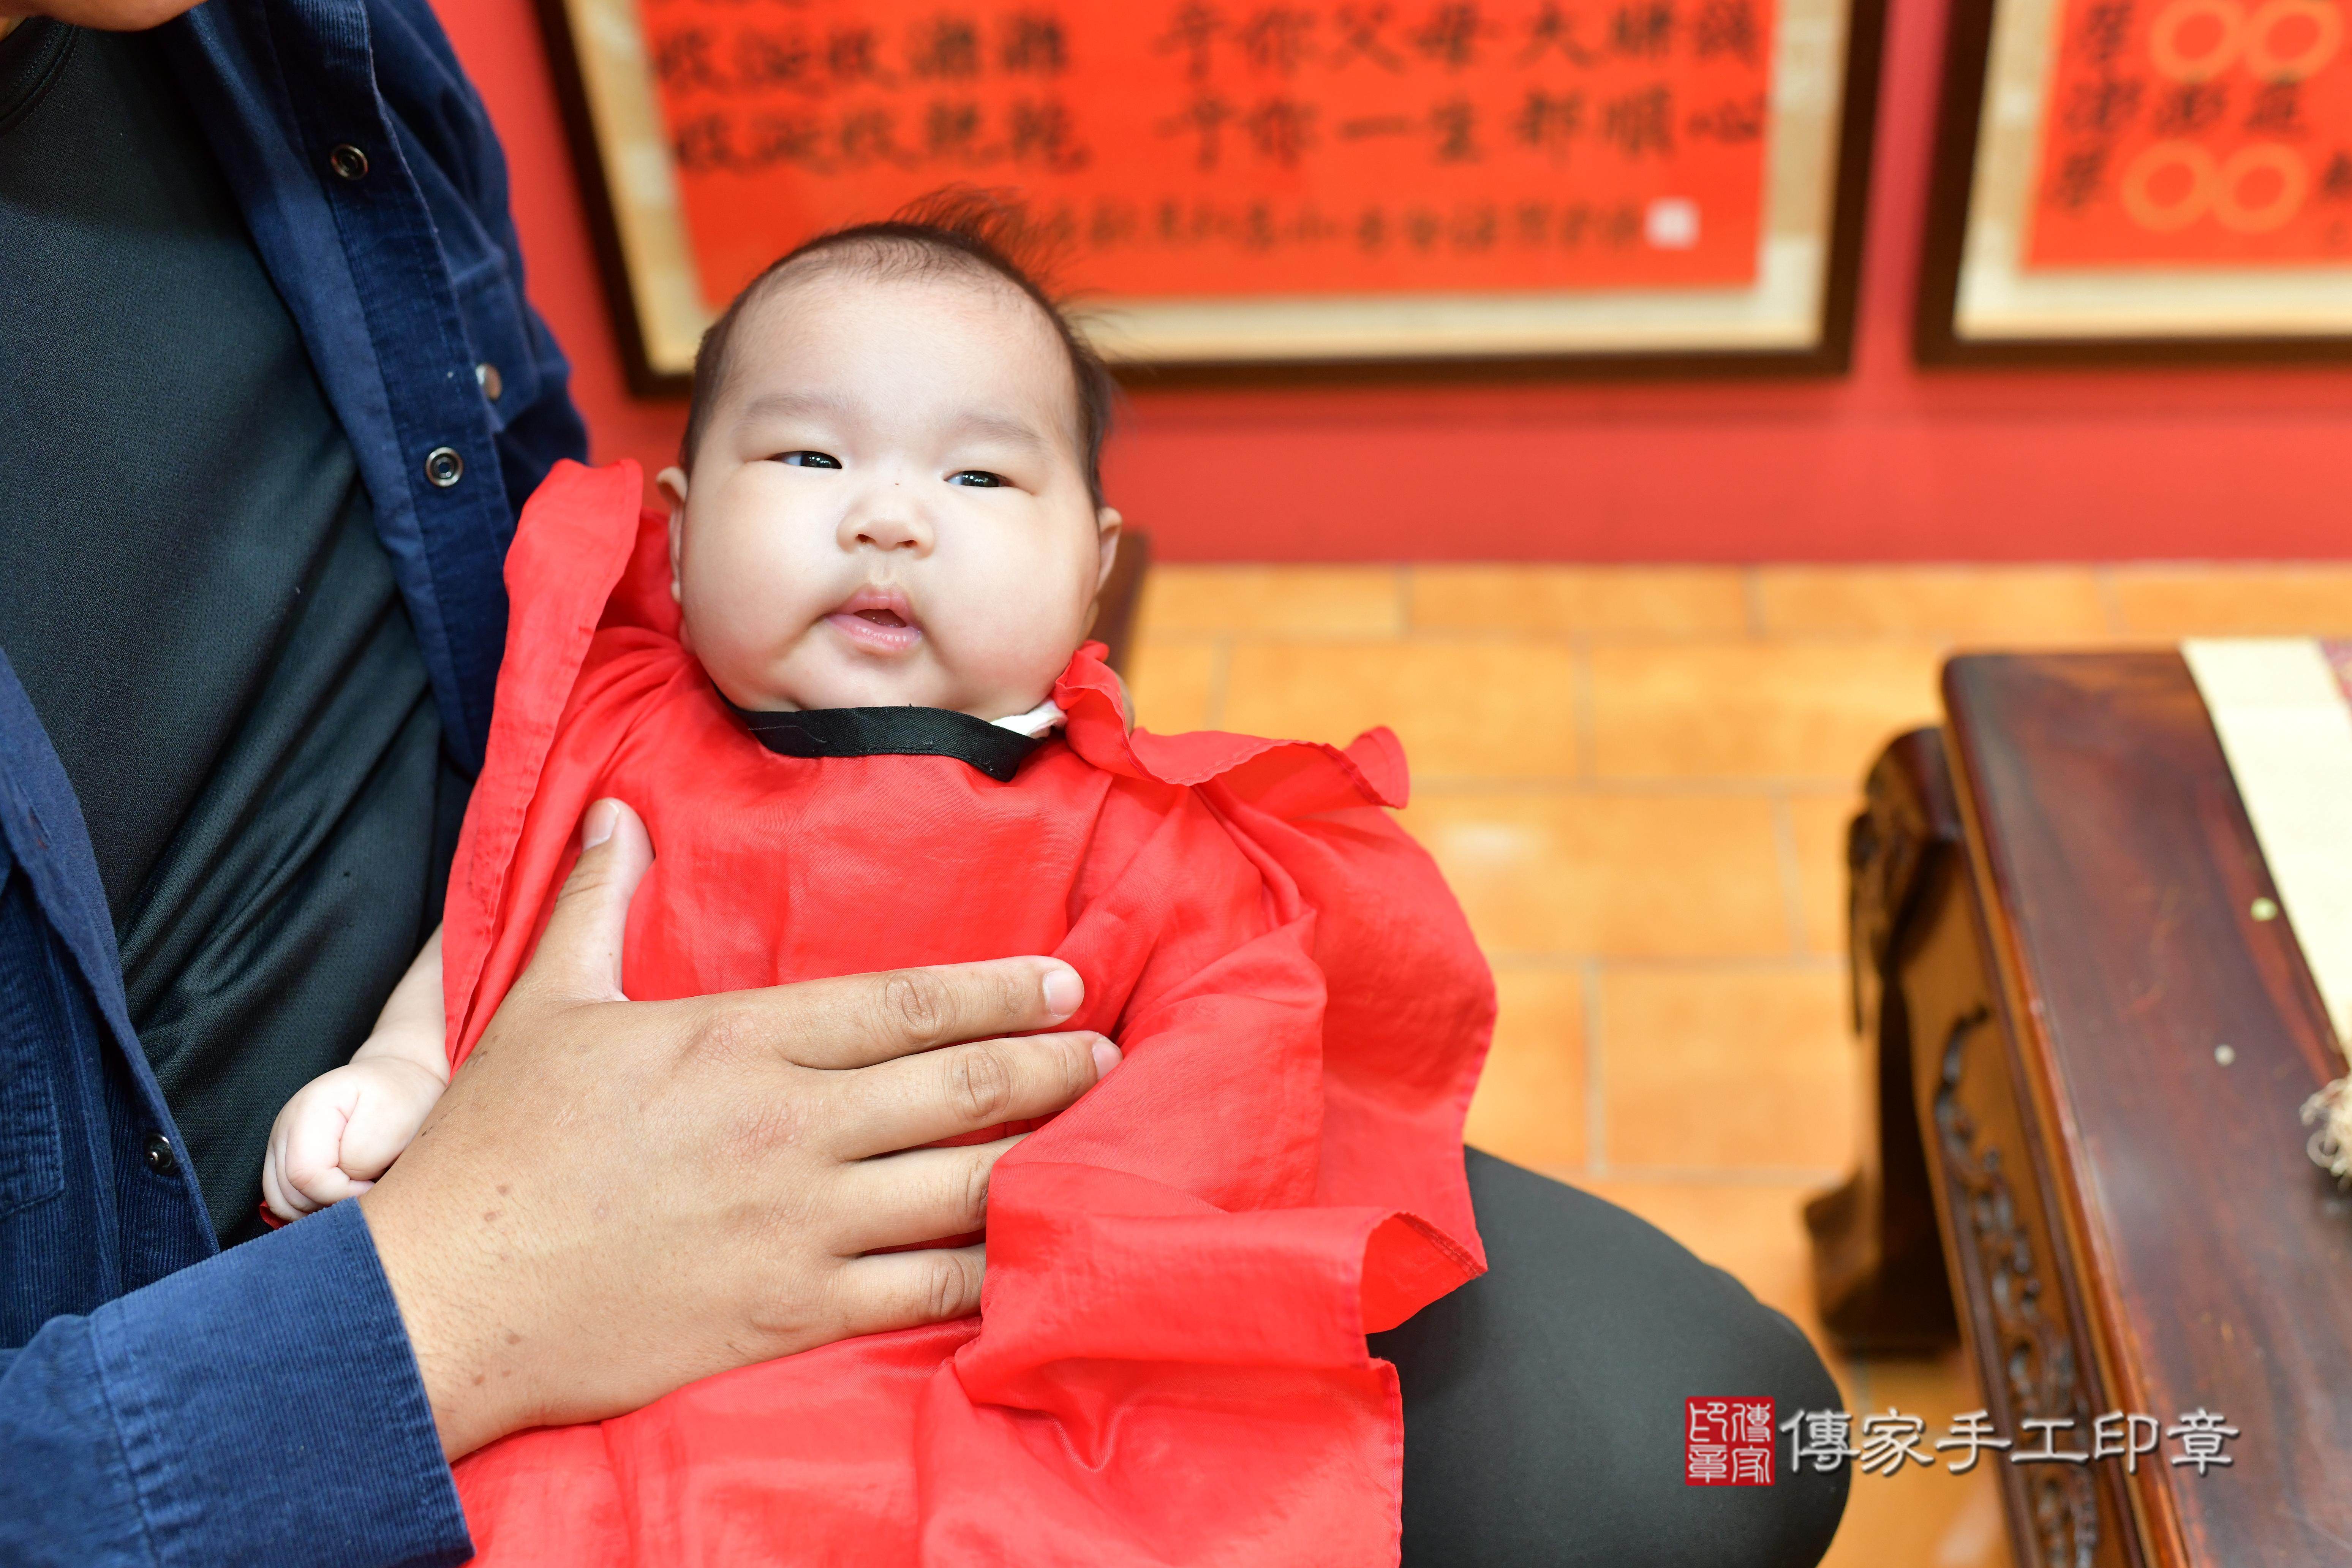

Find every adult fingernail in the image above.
[1090,1038,1122,1078]
[1042,966,1083,1020]
[581,798,619,849]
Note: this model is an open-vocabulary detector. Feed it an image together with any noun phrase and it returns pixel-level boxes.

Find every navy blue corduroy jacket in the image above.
[0,1,586,1561]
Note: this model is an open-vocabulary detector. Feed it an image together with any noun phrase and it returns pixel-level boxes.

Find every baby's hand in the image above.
[262,1054,446,1221]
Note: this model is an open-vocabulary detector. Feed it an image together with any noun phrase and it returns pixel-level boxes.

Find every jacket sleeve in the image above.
[0,1201,472,1568]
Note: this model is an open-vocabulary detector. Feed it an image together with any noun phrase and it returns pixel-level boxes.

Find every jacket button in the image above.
[143,1133,178,1176]
[424,446,465,488]
[476,361,503,401]
[328,142,370,181]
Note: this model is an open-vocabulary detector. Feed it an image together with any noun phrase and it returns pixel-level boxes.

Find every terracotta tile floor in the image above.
[1123,560,2352,1568]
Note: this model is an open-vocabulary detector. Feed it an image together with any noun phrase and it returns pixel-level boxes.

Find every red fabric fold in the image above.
[443,461,1494,1566]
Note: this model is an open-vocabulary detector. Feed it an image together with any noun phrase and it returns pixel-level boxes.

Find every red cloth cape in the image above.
[441,461,1494,1566]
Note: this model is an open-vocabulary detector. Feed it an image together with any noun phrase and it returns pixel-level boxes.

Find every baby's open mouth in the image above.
[825,590,923,653]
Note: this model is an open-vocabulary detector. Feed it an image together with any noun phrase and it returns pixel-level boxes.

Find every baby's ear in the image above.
[1093,506,1124,595]
[658,466,690,605]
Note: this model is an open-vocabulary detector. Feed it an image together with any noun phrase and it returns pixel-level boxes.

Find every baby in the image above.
[264,196,1493,1566]
[261,203,1124,1210]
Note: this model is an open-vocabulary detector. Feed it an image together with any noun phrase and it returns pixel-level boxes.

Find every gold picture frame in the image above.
[1918,0,2352,360]
[538,0,1891,390]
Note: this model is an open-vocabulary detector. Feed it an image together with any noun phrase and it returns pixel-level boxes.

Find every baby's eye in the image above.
[947,470,1006,488]
[772,450,841,469]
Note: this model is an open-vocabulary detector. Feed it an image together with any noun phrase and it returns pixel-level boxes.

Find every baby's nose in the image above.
[844,506,929,553]
[856,518,922,549]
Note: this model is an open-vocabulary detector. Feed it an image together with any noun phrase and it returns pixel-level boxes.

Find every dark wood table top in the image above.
[1943,651,2352,1565]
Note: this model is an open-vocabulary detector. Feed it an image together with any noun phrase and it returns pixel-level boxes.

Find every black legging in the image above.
[1377,1151,1850,1566]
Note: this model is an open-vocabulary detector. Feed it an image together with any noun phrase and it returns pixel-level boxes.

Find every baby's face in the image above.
[666,263,1118,719]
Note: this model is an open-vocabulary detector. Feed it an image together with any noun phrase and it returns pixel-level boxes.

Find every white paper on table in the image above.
[2183,638,2352,1055]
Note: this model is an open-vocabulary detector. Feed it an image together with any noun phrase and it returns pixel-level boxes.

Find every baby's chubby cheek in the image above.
[669,493,1102,717]
[674,574,842,710]
[923,559,1097,708]
[940,604,1078,700]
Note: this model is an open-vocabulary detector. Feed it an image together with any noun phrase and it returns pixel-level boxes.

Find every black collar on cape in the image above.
[722,694,1043,783]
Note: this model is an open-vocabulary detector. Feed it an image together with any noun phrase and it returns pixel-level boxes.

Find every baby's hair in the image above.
[681,188,1118,507]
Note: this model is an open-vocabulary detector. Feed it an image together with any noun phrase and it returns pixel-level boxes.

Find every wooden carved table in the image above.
[1805,652,2352,1568]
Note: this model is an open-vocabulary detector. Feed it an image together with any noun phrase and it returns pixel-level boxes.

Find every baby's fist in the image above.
[262,1057,446,1221]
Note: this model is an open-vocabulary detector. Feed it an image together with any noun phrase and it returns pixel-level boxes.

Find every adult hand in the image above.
[357,798,1115,1459]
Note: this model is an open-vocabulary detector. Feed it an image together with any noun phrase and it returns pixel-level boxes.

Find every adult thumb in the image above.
[527,798,654,1004]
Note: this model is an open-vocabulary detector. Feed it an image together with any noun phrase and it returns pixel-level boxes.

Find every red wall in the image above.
[437,0,2352,562]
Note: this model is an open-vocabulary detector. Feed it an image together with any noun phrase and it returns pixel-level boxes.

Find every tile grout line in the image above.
[1572,632,1596,782]
[1769,791,1811,958]
[1126,627,2074,647]
[2092,563,2128,636]
[1405,775,1932,797]
[1482,952,1845,974]
[1571,1163,1852,1187]
[1740,564,1769,638]
[1204,635,1233,731]
[1583,955,1607,1177]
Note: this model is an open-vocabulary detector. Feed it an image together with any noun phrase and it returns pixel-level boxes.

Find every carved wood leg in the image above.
[1804,729,1960,1355]
[1811,728,2134,1567]
[1928,996,2127,1568]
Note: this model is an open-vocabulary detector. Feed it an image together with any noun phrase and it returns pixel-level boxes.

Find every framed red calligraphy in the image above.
[539,0,1889,390]
[1917,0,2352,360]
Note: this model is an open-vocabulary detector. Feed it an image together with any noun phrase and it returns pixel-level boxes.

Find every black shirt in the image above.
[0,21,464,1242]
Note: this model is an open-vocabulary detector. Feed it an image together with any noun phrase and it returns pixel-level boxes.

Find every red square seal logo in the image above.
[1686,1397,1775,1486]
